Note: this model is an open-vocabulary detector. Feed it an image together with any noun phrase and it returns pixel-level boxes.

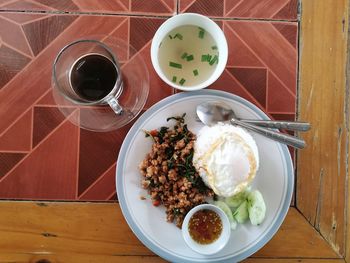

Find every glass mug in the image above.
[53,39,124,115]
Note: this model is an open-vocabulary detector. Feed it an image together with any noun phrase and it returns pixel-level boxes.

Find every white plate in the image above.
[116,89,293,263]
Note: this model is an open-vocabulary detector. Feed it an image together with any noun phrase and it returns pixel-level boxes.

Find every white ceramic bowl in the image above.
[181,204,230,255]
[151,13,228,91]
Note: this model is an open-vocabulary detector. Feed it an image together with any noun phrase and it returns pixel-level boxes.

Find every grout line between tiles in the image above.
[30,107,33,150]
[127,17,130,60]
[0,9,173,18]
[226,65,267,69]
[266,69,269,112]
[0,9,299,22]
[268,111,297,114]
[0,198,117,203]
[294,3,301,207]
[33,105,76,108]
[0,150,29,153]
[297,0,302,20]
[223,0,226,17]
[75,109,80,200]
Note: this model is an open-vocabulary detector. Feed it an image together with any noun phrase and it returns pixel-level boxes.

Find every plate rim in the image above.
[116,89,294,262]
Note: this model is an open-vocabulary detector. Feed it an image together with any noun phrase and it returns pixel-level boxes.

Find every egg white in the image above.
[193,123,259,197]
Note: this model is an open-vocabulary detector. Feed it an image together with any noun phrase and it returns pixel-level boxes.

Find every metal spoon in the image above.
[196,101,307,149]
[196,102,310,131]
[235,117,310,132]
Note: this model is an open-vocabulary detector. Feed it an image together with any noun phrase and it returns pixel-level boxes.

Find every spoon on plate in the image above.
[230,114,310,132]
[196,101,308,149]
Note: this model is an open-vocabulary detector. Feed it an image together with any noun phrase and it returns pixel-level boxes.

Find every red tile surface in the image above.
[0,152,27,178]
[0,15,130,134]
[209,69,257,104]
[0,109,32,152]
[267,72,296,113]
[32,106,73,147]
[131,0,175,14]
[228,67,267,108]
[105,18,129,62]
[227,21,297,95]
[0,2,298,201]
[0,44,31,88]
[109,192,118,201]
[180,0,298,20]
[126,42,174,109]
[0,16,33,57]
[1,0,297,19]
[79,164,117,201]
[225,28,264,67]
[0,114,79,199]
[212,20,297,118]
[129,17,164,53]
[180,0,224,17]
[22,15,77,56]
[78,127,127,196]
[36,0,79,11]
[36,89,57,106]
[71,0,129,13]
[1,0,53,12]
[0,12,48,24]
[273,22,298,48]
[273,0,298,20]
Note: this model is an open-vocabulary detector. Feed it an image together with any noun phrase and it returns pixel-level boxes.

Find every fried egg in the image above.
[193,123,259,197]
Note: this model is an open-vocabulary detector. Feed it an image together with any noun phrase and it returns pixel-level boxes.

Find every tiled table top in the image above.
[0,0,298,201]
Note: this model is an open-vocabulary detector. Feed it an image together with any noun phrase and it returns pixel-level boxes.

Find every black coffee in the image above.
[70,54,118,101]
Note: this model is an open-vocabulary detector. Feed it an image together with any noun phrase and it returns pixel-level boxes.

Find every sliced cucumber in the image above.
[233,200,249,224]
[247,190,266,226]
[214,200,237,230]
[214,201,234,221]
[225,190,249,208]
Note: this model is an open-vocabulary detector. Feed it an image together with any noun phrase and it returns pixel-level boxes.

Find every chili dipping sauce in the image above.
[188,209,223,244]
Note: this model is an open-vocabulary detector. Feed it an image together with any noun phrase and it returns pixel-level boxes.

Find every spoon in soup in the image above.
[196,101,308,149]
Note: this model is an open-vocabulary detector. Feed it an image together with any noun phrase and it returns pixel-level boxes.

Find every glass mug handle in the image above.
[107,97,123,115]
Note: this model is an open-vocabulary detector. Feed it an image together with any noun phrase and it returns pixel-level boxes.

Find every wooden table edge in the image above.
[0,201,341,262]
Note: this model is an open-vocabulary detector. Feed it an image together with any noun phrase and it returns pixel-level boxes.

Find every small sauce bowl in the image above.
[182,204,230,255]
